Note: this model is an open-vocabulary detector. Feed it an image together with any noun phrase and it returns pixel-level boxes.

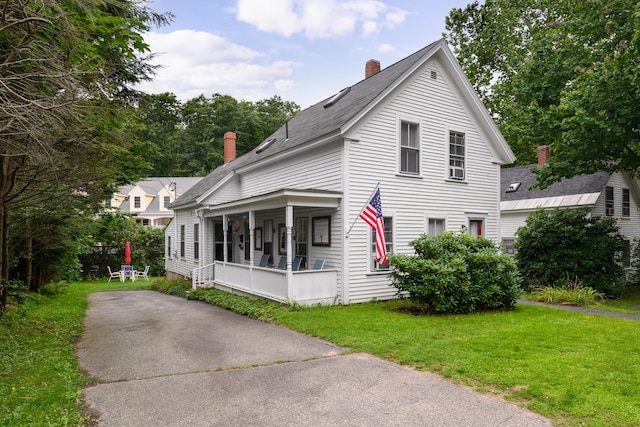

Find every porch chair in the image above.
[107,266,121,282]
[135,265,150,281]
[312,259,325,270]
[258,254,272,267]
[276,256,287,270]
[292,256,303,272]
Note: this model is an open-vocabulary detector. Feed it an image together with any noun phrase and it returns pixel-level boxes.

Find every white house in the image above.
[111,177,203,227]
[165,39,515,305]
[500,145,640,259]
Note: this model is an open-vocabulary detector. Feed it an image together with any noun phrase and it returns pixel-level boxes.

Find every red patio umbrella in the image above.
[124,241,131,265]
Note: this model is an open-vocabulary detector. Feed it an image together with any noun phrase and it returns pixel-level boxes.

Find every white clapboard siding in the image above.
[593,173,640,242]
[240,141,343,197]
[344,61,502,303]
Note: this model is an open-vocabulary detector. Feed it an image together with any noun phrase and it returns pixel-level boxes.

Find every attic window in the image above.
[431,71,437,79]
[323,86,351,109]
[256,137,276,154]
[506,182,521,193]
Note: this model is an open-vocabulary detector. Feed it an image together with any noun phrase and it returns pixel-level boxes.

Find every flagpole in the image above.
[345,182,380,237]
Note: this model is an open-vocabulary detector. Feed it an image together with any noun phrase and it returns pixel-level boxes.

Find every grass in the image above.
[3,281,640,426]
[0,278,153,426]
[269,298,640,427]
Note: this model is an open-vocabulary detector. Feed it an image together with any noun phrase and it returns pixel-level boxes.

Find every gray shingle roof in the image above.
[172,40,443,209]
[501,165,610,201]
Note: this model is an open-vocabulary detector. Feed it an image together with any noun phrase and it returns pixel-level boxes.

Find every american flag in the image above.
[359,188,387,264]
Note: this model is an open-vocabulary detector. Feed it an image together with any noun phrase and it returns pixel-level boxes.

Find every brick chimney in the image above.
[224,131,236,164]
[365,59,380,79]
[538,145,550,167]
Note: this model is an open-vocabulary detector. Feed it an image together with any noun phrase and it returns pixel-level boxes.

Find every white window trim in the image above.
[425,215,447,236]
[397,116,422,177]
[466,216,486,237]
[446,127,468,183]
[368,210,395,274]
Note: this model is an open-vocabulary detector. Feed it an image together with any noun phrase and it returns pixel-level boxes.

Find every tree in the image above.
[514,208,626,296]
[0,0,171,311]
[135,93,300,177]
[445,0,640,187]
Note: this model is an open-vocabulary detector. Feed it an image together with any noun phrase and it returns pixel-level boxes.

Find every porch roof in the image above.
[200,188,342,216]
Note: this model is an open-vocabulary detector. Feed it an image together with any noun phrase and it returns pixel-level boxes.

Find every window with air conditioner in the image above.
[449,131,465,180]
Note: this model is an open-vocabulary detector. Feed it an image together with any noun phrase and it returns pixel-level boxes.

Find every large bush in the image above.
[389,232,521,314]
[515,208,626,297]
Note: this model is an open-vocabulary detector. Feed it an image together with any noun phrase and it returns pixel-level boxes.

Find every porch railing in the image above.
[192,263,215,289]
[192,261,338,305]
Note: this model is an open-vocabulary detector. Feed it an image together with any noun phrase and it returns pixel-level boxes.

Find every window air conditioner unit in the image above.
[450,167,464,180]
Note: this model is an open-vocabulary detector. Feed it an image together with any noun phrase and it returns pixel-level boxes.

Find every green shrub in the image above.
[389,232,521,314]
[515,208,626,297]
[150,278,191,295]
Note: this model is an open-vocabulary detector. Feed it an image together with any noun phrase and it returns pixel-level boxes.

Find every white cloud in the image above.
[377,43,395,53]
[136,30,300,102]
[236,0,407,39]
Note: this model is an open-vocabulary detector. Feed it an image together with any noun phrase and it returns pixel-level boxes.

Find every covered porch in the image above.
[192,189,342,305]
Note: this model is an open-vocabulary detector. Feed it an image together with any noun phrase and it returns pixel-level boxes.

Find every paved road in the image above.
[77,291,552,426]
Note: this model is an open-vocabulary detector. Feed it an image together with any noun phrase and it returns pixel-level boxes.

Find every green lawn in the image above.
[2,281,640,426]
[0,279,153,426]
[270,299,640,427]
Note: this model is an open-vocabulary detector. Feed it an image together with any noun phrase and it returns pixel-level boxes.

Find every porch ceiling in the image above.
[201,188,342,216]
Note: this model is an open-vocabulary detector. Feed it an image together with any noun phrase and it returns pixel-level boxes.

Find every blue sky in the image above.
[138,0,473,108]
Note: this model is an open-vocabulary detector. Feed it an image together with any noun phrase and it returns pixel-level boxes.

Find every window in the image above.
[449,131,465,180]
[134,196,141,209]
[605,186,614,216]
[167,236,171,258]
[622,240,631,268]
[400,121,419,174]
[193,224,199,259]
[180,225,185,258]
[141,218,149,226]
[164,196,171,208]
[622,188,630,217]
[371,217,393,271]
[428,218,445,236]
[502,238,515,255]
[469,219,483,237]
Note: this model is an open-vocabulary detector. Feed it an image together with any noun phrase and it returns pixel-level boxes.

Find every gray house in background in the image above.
[500,145,640,258]
[111,177,203,228]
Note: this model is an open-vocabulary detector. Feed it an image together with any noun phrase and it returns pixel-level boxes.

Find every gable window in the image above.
[193,224,199,260]
[371,217,393,271]
[400,121,419,174]
[164,196,171,209]
[622,188,630,217]
[180,225,185,258]
[134,196,141,209]
[449,131,465,180]
[605,186,614,216]
[427,218,445,236]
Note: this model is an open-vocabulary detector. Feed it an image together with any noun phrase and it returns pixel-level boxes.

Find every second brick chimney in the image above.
[224,131,236,164]
[537,145,551,167]
[366,59,380,79]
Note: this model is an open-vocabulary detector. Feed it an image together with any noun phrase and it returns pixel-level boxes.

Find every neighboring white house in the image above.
[110,177,203,228]
[165,39,516,305]
[500,145,640,258]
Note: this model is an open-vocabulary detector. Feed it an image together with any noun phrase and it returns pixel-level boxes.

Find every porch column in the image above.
[222,214,228,263]
[286,205,294,300]
[249,210,255,267]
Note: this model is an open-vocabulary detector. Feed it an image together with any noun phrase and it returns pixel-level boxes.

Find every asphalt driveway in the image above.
[77,291,551,426]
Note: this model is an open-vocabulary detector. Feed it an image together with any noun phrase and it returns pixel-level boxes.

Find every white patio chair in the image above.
[135,265,150,281]
[107,266,121,282]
